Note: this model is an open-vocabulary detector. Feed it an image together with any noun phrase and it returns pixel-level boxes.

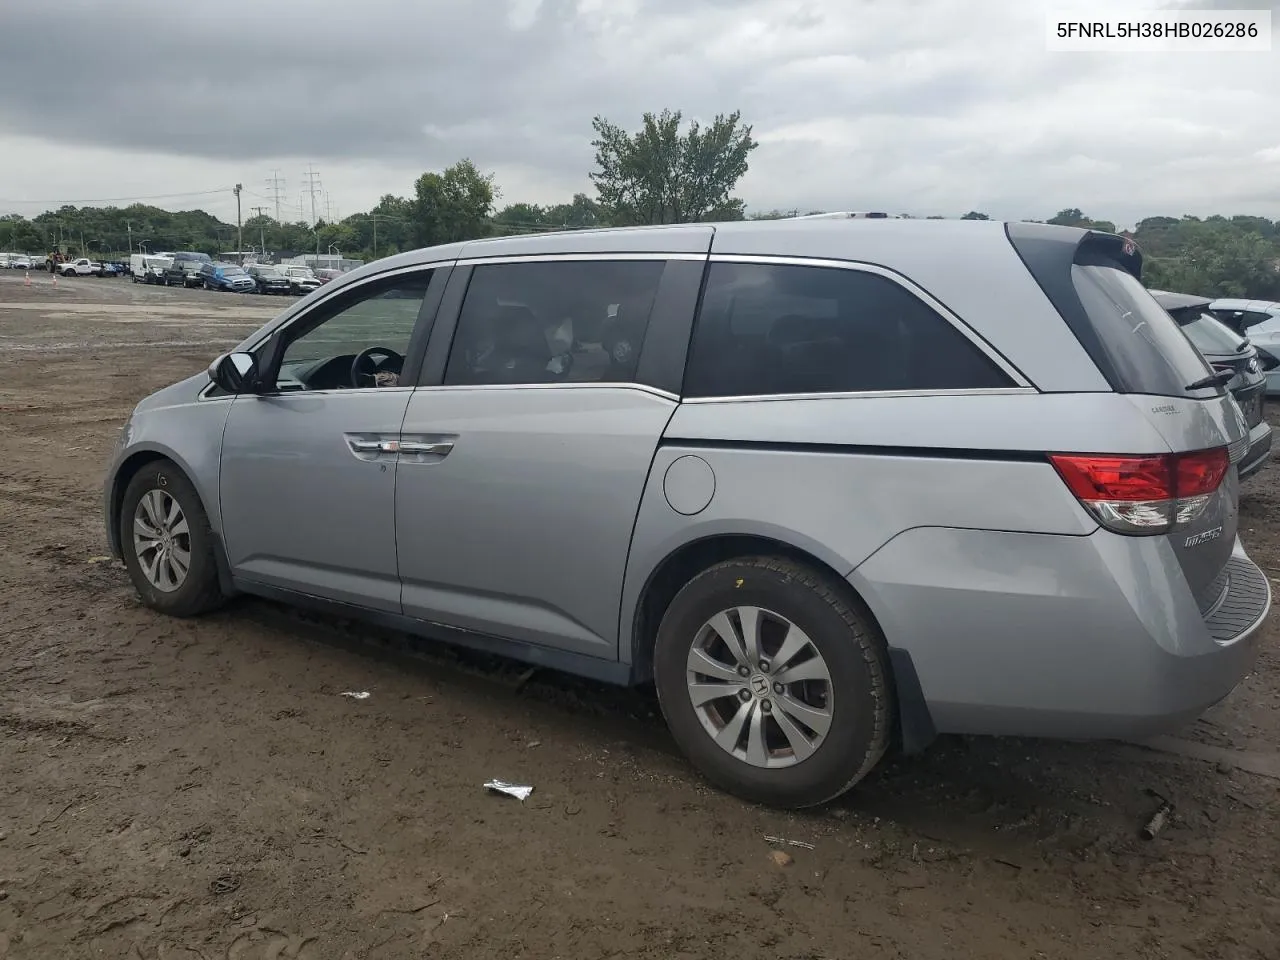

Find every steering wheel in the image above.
[350,346,405,388]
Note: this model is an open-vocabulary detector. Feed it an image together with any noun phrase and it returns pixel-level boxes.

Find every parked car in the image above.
[98,261,123,277]
[1209,299,1280,396]
[276,264,322,295]
[130,253,172,284]
[199,262,257,293]
[59,257,99,277]
[9,255,32,270]
[102,220,1269,809]
[314,268,344,284]
[247,265,291,295]
[164,251,213,288]
[1150,290,1271,479]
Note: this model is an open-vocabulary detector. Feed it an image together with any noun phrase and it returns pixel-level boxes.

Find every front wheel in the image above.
[120,462,225,617]
[653,556,892,808]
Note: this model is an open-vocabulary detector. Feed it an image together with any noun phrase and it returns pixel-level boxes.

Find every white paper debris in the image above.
[340,691,371,700]
[484,779,534,801]
[764,835,816,850]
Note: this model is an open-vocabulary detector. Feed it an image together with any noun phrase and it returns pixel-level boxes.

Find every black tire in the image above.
[653,556,892,808]
[119,462,225,617]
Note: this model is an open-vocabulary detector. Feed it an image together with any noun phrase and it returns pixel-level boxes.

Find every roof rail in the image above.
[787,211,902,220]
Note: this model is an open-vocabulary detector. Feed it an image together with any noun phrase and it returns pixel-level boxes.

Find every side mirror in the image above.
[208,351,260,393]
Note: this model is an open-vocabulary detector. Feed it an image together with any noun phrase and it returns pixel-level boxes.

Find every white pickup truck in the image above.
[58,258,100,277]
[277,264,322,295]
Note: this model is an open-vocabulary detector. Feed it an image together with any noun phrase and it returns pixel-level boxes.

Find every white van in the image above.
[131,253,173,284]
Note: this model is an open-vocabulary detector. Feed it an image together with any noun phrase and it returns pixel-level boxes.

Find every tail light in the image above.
[1049,447,1229,535]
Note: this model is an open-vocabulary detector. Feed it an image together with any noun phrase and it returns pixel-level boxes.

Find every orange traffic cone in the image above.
[52,273,57,287]
[24,271,31,287]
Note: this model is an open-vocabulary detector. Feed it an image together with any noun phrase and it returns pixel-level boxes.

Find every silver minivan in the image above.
[103,219,1271,808]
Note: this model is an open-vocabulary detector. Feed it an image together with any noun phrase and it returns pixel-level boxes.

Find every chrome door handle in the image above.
[344,434,402,461]
[398,440,454,456]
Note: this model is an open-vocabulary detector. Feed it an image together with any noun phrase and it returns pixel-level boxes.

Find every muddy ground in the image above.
[1,270,1278,960]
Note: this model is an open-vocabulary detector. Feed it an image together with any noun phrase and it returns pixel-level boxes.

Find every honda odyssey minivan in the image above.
[103,219,1270,808]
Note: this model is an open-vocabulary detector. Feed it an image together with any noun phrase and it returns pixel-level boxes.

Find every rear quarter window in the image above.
[682,262,1014,398]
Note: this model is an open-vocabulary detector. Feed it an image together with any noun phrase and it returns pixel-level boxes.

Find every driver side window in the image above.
[276,271,433,391]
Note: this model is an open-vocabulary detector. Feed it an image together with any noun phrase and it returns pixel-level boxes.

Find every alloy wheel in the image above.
[132,489,191,592]
[685,606,834,768]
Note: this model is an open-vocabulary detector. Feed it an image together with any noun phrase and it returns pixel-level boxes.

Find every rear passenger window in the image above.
[444,260,665,386]
[682,262,1013,398]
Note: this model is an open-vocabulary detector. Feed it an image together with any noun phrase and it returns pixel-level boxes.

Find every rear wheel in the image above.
[120,462,225,617]
[654,556,892,808]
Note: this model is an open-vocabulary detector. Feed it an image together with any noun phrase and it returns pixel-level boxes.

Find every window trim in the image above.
[411,381,681,402]
[198,262,450,401]
[453,251,706,267]
[681,254,1033,401]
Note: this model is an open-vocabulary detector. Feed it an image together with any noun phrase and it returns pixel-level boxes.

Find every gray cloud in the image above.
[0,0,1277,225]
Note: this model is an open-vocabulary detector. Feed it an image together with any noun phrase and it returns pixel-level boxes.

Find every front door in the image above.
[396,257,686,657]
[219,267,442,612]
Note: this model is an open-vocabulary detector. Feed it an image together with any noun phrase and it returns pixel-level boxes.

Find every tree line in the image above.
[2,108,1278,300]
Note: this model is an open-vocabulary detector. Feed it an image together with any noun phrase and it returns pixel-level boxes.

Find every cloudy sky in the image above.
[0,0,1276,228]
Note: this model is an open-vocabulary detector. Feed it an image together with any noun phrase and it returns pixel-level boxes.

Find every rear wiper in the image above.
[1185,370,1234,390]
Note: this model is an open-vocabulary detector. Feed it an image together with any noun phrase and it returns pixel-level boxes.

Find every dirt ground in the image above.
[1,270,1278,960]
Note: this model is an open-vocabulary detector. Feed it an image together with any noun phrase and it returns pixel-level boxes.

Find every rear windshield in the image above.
[1174,310,1246,356]
[1071,261,1218,397]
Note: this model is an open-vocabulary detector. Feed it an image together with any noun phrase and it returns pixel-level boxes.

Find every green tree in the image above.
[1047,208,1087,226]
[0,214,44,252]
[589,109,757,225]
[1044,208,1116,234]
[960,211,990,220]
[412,159,497,246]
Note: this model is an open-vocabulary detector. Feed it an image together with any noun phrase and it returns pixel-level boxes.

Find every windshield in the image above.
[1071,262,1218,397]
[1173,309,1246,355]
[222,267,245,277]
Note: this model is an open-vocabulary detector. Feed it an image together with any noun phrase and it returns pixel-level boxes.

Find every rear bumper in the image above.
[852,528,1269,741]
[1239,419,1272,480]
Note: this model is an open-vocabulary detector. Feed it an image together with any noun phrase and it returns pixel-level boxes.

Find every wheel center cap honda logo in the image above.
[750,674,770,697]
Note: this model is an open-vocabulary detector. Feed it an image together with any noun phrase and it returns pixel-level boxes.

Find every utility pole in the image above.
[234,183,243,255]
[251,206,267,255]
[303,165,321,227]
[265,169,284,222]
[126,219,132,259]
[303,164,322,257]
